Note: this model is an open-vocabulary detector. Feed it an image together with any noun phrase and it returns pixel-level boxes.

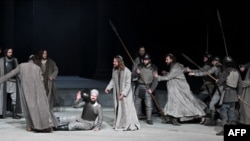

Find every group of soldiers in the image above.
[130,46,250,135]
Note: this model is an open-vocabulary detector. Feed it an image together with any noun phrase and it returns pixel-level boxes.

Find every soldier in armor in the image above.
[189,56,223,125]
[186,52,214,124]
[133,54,158,125]
[216,56,243,136]
[131,46,147,117]
[55,89,103,131]
[0,48,22,119]
[187,53,214,101]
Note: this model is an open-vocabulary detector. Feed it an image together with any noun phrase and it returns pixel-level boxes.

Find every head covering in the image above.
[212,56,221,62]
[223,56,233,63]
[117,55,123,60]
[143,54,151,60]
[90,89,99,96]
[204,52,212,59]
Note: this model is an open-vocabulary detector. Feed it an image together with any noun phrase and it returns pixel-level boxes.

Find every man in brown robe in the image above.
[38,49,59,111]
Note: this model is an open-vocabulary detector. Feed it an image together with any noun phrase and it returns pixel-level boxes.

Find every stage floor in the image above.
[0,107,223,141]
[0,76,223,141]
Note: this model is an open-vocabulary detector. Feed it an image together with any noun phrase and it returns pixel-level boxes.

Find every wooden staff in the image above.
[217,9,229,56]
[206,24,209,53]
[181,53,216,81]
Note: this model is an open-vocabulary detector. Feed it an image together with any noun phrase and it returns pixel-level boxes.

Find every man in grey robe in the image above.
[105,55,140,131]
[0,48,22,119]
[154,53,207,125]
[239,61,250,125]
[0,55,58,132]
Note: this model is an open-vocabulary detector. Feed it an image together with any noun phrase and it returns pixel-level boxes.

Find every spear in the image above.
[109,20,169,123]
[217,9,229,56]
[206,24,209,53]
[181,53,216,81]
[238,96,250,107]
[217,10,250,108]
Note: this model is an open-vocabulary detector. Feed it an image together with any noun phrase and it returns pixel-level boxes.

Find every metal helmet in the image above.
[223,56,233,63]
[204,52,212,60]
[212,56,221,62]
[143,54,151,60]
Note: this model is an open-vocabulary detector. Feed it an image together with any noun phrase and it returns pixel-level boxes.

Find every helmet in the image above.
[143,54,151,60]
[223,56,233,63]
[204,52,212,59]
[212,56,221,62]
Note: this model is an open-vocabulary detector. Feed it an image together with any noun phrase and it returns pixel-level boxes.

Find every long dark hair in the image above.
[166,53,176,64]
[114,55,125,70]
[38,49,48,59]
[4,48,13,56]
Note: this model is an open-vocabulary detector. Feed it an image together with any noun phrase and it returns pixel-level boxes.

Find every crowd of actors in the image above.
[0,46,249,136]
[126,46,250,135]
[0,47,59,132]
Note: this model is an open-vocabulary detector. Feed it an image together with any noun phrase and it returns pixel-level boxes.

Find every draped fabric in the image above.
[0,61,59,129]
[106,67,140,131]
[239,63,250,125]
[158,63,206,121]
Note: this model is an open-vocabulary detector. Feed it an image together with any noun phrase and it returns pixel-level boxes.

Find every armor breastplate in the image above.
[81,102,98,121]
[138,65,155,84]
[5,59,16,73]
[226,70,239,88]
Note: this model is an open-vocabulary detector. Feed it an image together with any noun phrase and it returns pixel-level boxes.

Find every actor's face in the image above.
[203,56,208,62]
[143,59,150,65]
[7,49,13,58]
[165,56,172,65]
[90,93,98,102]
[113,58,118,68]
[42,50,48,59]
[139,47,145,56]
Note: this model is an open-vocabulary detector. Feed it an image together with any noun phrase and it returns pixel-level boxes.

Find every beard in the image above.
[90,99,96,104]
[7,55,13,59]
[143,62,149,67]
[114,65,119,70]
[166,62,171,66]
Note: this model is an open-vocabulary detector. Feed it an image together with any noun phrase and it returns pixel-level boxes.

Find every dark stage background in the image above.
[0,0,249,91]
